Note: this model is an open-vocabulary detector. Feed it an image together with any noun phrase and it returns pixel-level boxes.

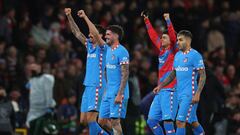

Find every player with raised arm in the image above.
[153,30,206,135]
[65,8,108,135]
[141,11,178,135]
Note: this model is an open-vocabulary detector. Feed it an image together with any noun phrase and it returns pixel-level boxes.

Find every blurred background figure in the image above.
[0,87,15,135]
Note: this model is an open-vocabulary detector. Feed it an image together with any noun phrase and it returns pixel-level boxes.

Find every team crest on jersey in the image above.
[183,57,188,63]
[112,54,115,60]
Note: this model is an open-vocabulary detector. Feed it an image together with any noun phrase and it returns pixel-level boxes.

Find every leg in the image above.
[175,96,192,135]
[80,87,88,125]
[147,93,164,135]
[111,118,122,135]
[98,118,113,132]
[189,104,205,135]
[80,112,87,125]
[161,91,178,135]
[87,86,109,135]
[109,97,128,135]
[176,120,187,135]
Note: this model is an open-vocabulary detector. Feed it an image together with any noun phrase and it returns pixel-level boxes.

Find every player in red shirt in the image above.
[141,11,178,135]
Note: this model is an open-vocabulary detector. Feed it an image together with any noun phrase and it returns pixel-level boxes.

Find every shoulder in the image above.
[42,74,55,83]
[119,45,129,54]
[190,49,202,57]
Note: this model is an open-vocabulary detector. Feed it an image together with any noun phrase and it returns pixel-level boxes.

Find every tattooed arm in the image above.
[192,69,206,103]
[65,8,86,46]
[153,70,176,94]
[78,10,105,46]
[114,64,129,104]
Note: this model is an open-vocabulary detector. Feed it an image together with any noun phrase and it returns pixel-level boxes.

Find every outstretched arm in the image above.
[163,13,177,46]
[78,10,105,46]
[153,70,176,94]
[65,8,87,46]
[141,11,162,50]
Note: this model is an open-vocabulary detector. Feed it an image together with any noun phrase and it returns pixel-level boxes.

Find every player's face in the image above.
[161,34,170,47]
[177,35,187,51]
[105,30,117,45]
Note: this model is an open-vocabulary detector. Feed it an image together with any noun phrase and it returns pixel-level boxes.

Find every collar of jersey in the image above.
[111,44,119,51]
[182,48,192,55]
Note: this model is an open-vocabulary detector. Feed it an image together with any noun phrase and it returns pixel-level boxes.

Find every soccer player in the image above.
[141,11,178,135]
[65,8,108,135]
[153,30,206,135]
[89,22,130,134]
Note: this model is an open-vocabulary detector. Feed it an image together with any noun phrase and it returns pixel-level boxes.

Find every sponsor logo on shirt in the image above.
[87,53,97,58]
[183,57,188,63]
[175,66,189,71]
[112,54,115,60]
[106,63,116,69]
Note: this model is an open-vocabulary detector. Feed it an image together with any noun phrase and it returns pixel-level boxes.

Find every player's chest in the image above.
[106,51,119,64]
[87,48,99,59]
[176,55,193,66]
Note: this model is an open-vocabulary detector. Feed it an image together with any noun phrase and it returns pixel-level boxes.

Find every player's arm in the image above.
[115,64,129,104]
[153,70,176,94]
[78,10,105,46]
[141,11,162,50]
[163,13,177,46]
[65,8,87,46]
[192,69,206,103]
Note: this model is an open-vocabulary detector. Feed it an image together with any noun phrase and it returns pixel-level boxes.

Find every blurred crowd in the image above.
[0,0,239,134]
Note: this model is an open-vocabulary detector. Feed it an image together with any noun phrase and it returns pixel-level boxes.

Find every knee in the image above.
[191,121,200,128]
[111,119,120,127]
[147,119,158,127]
[176,120,186,128]
[98,118,107,126]
[86,112,98,123]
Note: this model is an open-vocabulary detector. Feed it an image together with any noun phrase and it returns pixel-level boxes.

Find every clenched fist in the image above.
[64,8,71,16]
[163,13,170,20]
[77,10,86,18]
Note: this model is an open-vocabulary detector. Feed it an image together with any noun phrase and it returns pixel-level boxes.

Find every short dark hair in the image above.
[106,25,124,41]
[177,30,193,40]
[95,24,106,36]
[162,30,168,35]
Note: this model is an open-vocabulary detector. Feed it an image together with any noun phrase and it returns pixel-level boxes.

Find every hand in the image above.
[163,13,170,20]
[141,10,148,19]
[153,84,162,94]
[114,93,123,104]
[77,10,86,18]
[64,8,71,16]
[192,92,200,104]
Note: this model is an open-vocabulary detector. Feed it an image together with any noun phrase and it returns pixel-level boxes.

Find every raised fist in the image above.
[77,10,86,18]
[141,10,149,19]
[64,8,71,16]
[163,13,170,20]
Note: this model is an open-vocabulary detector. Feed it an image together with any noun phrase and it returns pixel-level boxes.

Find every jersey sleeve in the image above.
[173,53,179,70]
[166,19,178,53]
[193,52,205,70]
[144,18,162,50]
[85,38,92,49]
[118,48,130,65]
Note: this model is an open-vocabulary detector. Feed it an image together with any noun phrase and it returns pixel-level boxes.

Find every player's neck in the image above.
[182,46,191,53]
[111,41,119,49]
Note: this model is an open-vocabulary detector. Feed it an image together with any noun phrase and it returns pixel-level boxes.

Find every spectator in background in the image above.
[26,63,56,135]
[0,7,15,44]
[0,87,15,135]
[58,91,78,135]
